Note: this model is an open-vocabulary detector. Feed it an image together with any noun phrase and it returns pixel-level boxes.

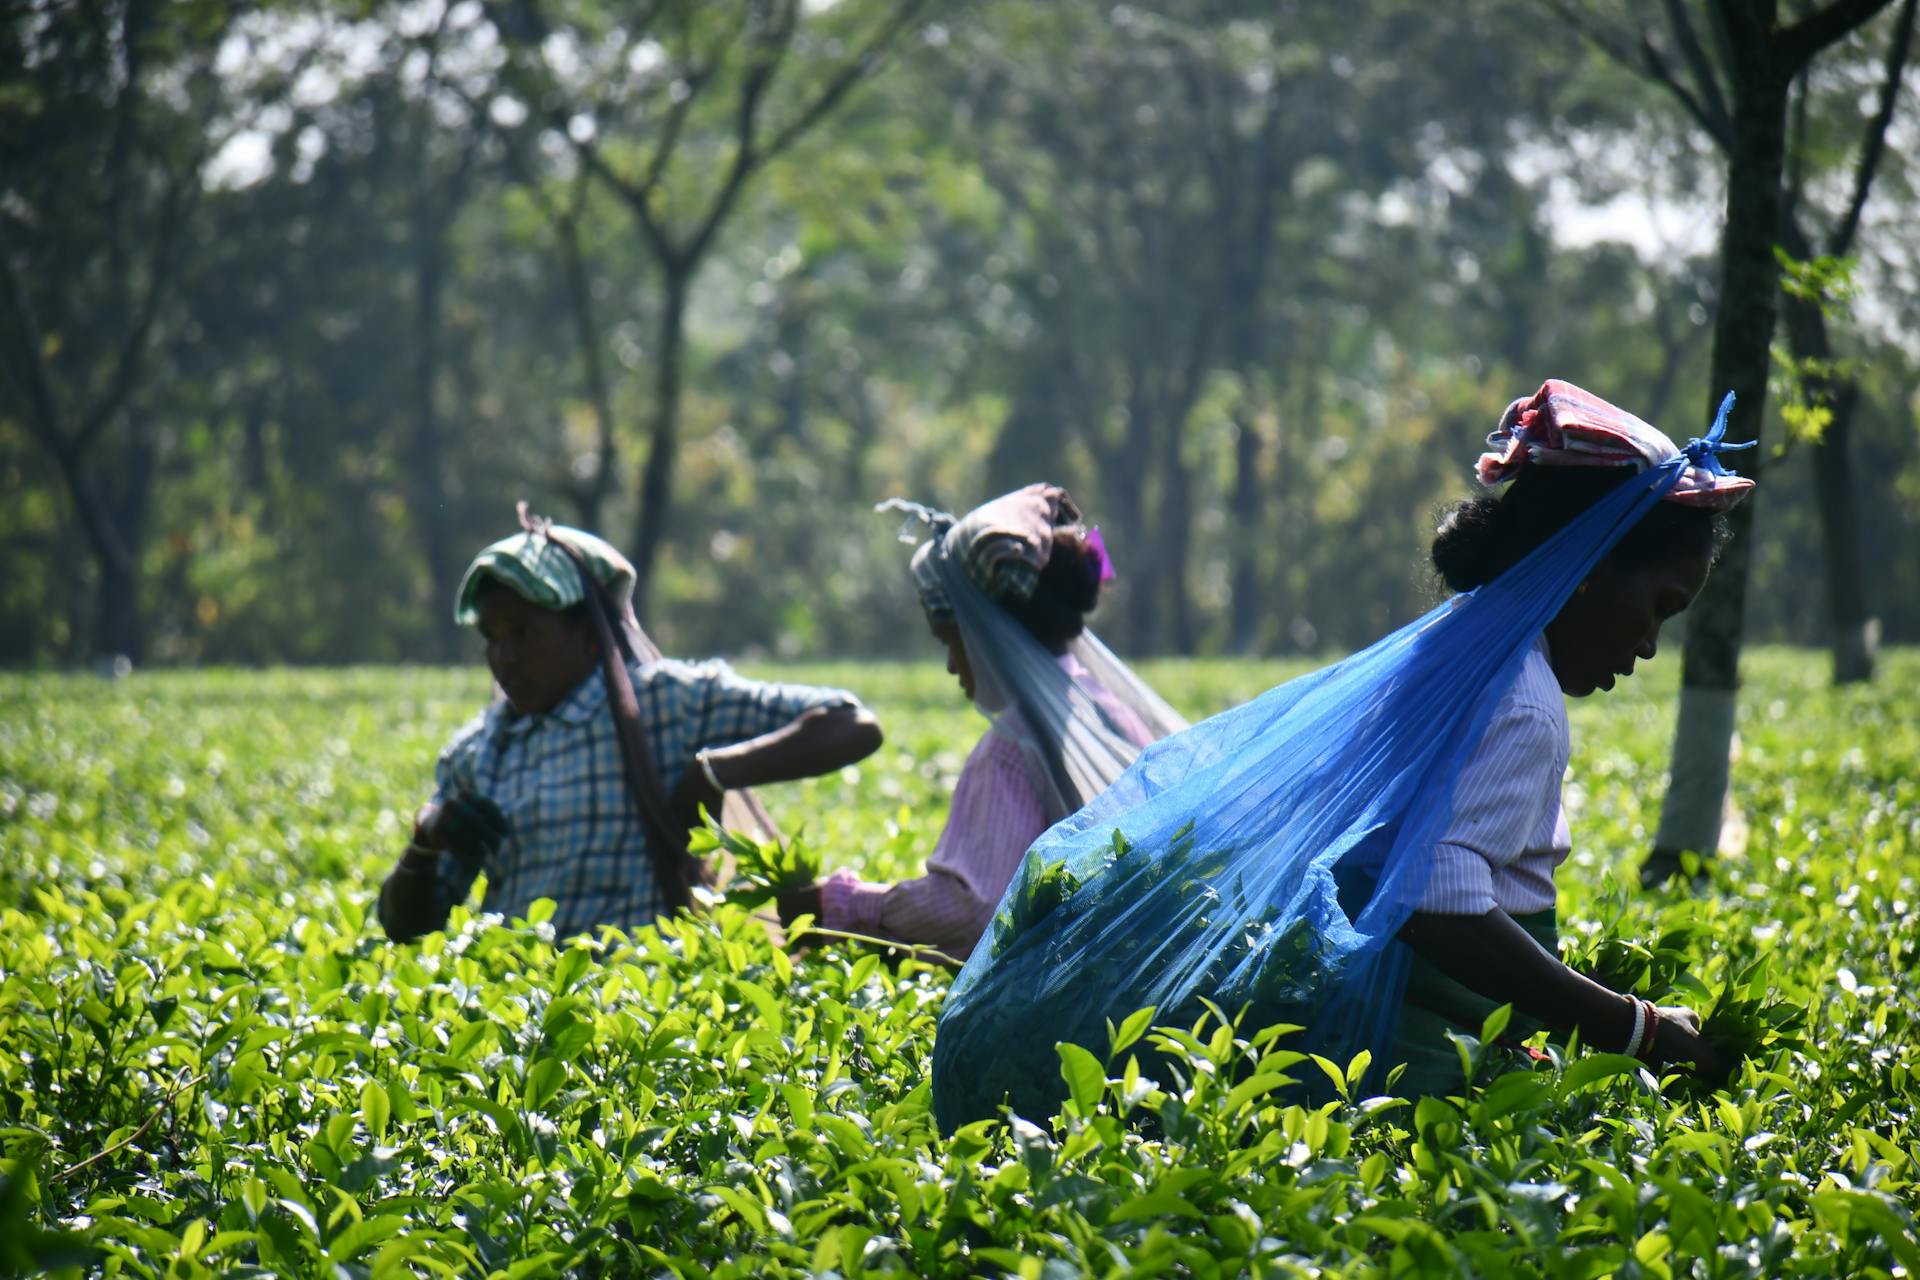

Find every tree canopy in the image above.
[2,0,1916,668]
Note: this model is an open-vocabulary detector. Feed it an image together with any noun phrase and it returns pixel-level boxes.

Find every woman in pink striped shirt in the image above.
[780,485,1185,960]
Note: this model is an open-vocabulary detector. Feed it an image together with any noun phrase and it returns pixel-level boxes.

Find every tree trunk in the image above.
[558,216,617,532]
[410,199,461,663]
[1777,223,1877,683]
[94,554,141,668]
[1160,414,1196,656]
[1652,28,1790,862]
[1766,226,1873,690]
[631,267,691,620]
[1229,397,1265,654]
[1809,385,1875,681]
[1115,379,1157,654]
[986,361,1072,498]
[46,440,142,664]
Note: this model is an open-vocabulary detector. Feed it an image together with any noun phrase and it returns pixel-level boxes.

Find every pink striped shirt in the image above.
[1418,634,1572,915]
[822,655,1152,959]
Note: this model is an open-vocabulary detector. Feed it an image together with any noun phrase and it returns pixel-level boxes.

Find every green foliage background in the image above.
[4,0,1918,668]
[3,654,1916,1276]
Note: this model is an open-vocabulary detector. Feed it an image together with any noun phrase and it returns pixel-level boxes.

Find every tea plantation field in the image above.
[2,651,1916,1278]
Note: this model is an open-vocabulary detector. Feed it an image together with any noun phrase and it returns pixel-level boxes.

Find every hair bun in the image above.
[1431,497,1505,593]
[1003,529,1103,651]
[1049,531,1103,614]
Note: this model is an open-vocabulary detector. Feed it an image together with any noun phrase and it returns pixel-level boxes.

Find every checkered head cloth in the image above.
[453,523,636,624]
[1477,380,1755,512]
[893,484,1086,624]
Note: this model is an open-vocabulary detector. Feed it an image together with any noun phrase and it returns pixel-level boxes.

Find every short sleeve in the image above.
[680,659,863,753]
[1418,702,1563,915]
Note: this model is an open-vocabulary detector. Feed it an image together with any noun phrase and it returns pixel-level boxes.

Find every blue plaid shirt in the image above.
[427,658,860,938]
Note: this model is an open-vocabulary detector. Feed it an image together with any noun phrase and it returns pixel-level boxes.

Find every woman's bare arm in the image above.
[1400,909,1725,1078]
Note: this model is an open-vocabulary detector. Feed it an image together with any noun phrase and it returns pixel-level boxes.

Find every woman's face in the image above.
[930,619,976,702]
[476,584,600,715]
[1545,547,1713,696]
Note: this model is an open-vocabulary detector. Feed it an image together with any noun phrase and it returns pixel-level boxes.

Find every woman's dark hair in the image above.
[1002,530,1104,652]
[1431,466,1729,593]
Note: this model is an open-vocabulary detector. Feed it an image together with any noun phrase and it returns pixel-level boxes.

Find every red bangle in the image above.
[1637,1000,1662,1063]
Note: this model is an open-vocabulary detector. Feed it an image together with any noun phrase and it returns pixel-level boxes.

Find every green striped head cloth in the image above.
[453,523,636,624]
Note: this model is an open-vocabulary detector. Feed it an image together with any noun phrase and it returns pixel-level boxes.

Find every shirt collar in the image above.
[496,666,608,736]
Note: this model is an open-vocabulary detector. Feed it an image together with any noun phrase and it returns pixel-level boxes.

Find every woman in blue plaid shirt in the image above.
[377,522,881,942]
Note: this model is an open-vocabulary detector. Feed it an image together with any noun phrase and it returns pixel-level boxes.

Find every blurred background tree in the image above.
[3,0,1915,672]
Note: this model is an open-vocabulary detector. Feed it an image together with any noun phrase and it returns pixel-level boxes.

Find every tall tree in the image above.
[1556,0,1914,687]
[0,1,237,661]
[1559,0,1901,879]
[945,3,1341,653]
[482,0,934,614]
[1777,0,1914,682]
[400,15,486,661]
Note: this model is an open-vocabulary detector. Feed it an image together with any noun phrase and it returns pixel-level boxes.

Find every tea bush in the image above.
[1,652,1916,1277]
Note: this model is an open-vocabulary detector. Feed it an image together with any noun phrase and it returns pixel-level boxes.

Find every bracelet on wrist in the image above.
[1621,996,1647,1059]
[400,842,440,871]
[696,749,726,795]
[1636,1000,1662,1063]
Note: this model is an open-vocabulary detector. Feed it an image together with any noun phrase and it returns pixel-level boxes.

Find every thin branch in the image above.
[581,132,673,259]
[500,34,670,258]
[781,920,964,970]
[0,226,69,451]
[1829,0,1916,254]
[73,162,197,456]
[490,0,680,255]
[66,5,245,458]
[53,1071,209,1183]
[453,82,618,508]
[1660,0,1733,138]
[636,64,709,196]
[759,0,936,160]
[1638,26,1735,147]
[1541,0,1646,75]
[1543,0,1732,146]
[453,78,565,224]
[498,0,931,274]
[675,38,787,272]
[1780,0,1900,71]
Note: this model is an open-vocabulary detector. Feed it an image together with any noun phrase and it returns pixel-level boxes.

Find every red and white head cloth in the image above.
[1477,379,1756,512]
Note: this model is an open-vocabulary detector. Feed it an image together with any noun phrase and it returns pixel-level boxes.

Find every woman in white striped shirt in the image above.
[1386,380,1754,1094]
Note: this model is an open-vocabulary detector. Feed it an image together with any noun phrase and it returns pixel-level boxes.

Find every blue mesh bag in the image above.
[932,458,1697,1131]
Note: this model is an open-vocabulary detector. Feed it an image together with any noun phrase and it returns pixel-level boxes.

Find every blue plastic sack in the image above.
[932,461,1687,1130]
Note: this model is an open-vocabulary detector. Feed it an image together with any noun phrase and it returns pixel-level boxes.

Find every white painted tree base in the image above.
[1654,683,1741,855]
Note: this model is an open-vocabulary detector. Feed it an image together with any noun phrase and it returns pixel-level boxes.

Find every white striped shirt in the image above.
[1419,634,1571,915]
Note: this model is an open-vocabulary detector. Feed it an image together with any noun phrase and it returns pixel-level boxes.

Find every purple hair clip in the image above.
[1086,525,1117,584]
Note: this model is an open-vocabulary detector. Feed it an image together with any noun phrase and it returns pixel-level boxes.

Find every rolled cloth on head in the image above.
[454,524,636,624]
[1477,379,1755,512]
[882,484,1186,827]
[906,483,1085,624]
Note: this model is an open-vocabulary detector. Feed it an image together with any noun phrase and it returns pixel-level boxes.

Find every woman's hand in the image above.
[1646,1004,1732,1087]
[671,755,725,831]
[776,883,823,929]
[415,793,508,857]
